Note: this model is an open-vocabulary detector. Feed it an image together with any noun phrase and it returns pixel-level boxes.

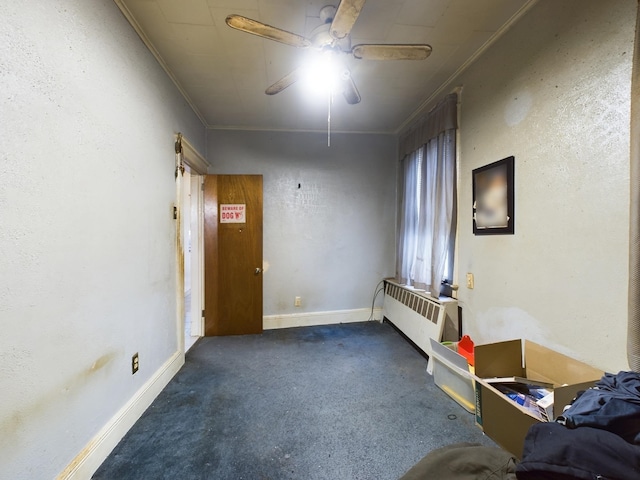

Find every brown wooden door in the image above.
[203,175,263,335]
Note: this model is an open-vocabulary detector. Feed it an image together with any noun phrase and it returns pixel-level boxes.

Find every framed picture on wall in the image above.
[473,156,515,235]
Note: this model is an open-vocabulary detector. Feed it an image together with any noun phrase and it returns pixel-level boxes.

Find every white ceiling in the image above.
[115,0,533,133]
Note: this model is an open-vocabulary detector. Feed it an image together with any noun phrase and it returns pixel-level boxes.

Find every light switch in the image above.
[466,273,474,289]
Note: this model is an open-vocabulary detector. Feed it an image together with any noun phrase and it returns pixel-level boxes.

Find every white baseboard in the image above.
[57,351,185,480]
[263,307,383,330]
[57,308,382,478]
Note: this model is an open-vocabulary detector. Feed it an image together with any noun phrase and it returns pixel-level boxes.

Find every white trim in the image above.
[116,0,537,136]
[263,308,383,330]
[113,0,207,127]
[180,136,210,174]
[395,0,539,135]
[176,164,186,355]
[207,124,399,136]
[190,174,205,337]
[180,135,205,339]
[56,351,185,480]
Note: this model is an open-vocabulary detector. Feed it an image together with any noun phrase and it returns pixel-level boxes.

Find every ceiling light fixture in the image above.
[299,49,347,146]
[300,49,341,98]
[225,1,432,105]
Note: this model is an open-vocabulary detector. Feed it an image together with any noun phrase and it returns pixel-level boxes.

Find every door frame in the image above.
[189,173,204,337]
[175,134,209,353]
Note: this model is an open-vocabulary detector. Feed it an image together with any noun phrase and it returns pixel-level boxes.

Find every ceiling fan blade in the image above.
[352,44,432,60]
[340,70,361,105]
[226,14,311,48]
[265,69,303,95]
[330,0,366,40]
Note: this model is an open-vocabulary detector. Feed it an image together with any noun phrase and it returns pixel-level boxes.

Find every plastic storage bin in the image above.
[429,338,475,413]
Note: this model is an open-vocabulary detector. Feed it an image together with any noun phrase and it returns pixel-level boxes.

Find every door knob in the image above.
[255,268,262,275]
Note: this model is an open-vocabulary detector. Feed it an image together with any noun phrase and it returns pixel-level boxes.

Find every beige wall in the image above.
[451,0,635,372]
[0,0,204,478]
[208,130,397,323]
[2,0,636,477]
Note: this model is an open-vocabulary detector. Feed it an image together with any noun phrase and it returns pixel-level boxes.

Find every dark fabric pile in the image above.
[516,371,640,480]
[398,372,640,480]
[398,443,517,480]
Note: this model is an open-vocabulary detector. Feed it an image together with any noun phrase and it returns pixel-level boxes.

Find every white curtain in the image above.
[396,149,420,285]
[396,94,457,298]
[412,130,456,296]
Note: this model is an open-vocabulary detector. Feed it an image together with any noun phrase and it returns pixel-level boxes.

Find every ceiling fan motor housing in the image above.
[319,5,337,24]
[310,23,351,51]
[225,0,431,104]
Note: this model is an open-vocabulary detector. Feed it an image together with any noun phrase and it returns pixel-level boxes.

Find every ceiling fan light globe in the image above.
[300,51,343,98]
[310,25,333,47]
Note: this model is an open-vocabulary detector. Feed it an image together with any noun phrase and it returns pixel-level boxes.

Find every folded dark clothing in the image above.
[557,371,640,444]
[398,443,517,480]
[516,422,640,480]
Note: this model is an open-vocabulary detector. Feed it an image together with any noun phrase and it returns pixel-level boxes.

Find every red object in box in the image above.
[458,335,475,366]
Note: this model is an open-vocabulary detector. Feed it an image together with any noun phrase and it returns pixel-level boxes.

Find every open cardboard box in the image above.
[472,339,603,459]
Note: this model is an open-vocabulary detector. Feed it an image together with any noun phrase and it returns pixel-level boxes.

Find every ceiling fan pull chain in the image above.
[328,90,332,147]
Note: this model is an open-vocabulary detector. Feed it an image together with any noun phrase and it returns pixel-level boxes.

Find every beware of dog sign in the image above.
[220,204,246,223]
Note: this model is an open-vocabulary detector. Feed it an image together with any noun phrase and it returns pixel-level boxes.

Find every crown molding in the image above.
[114,0,208,128]
[395,0,539,136]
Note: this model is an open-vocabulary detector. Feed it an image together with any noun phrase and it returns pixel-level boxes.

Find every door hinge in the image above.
[202,309,205,318]
[173,206,177,220]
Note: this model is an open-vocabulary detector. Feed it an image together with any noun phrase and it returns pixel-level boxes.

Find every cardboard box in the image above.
[429,339,475,413]
[472,339,603,459]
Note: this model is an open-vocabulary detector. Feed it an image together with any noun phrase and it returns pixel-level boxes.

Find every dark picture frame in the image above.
[473,156,515,235]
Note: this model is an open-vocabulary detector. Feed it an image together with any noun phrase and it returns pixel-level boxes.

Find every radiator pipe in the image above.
[629,3,640,372]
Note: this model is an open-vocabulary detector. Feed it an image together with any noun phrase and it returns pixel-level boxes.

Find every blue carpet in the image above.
[93,321,493,479]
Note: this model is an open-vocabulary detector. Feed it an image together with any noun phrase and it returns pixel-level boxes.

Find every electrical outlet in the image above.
[466,273,474,289]
[294,296,302,307]
[132,353,139,374]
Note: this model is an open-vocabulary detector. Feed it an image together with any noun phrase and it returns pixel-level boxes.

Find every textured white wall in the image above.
[452,0,635,372]
[0,1,204,478]
[207,130,396,316]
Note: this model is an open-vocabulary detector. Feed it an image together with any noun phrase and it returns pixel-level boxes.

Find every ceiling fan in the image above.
[225,0,432,105]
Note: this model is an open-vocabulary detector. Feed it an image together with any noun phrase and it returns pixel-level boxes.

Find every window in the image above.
[396,94,457,297]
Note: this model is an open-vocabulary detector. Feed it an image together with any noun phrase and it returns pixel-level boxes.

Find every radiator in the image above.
[383,279,458,359]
